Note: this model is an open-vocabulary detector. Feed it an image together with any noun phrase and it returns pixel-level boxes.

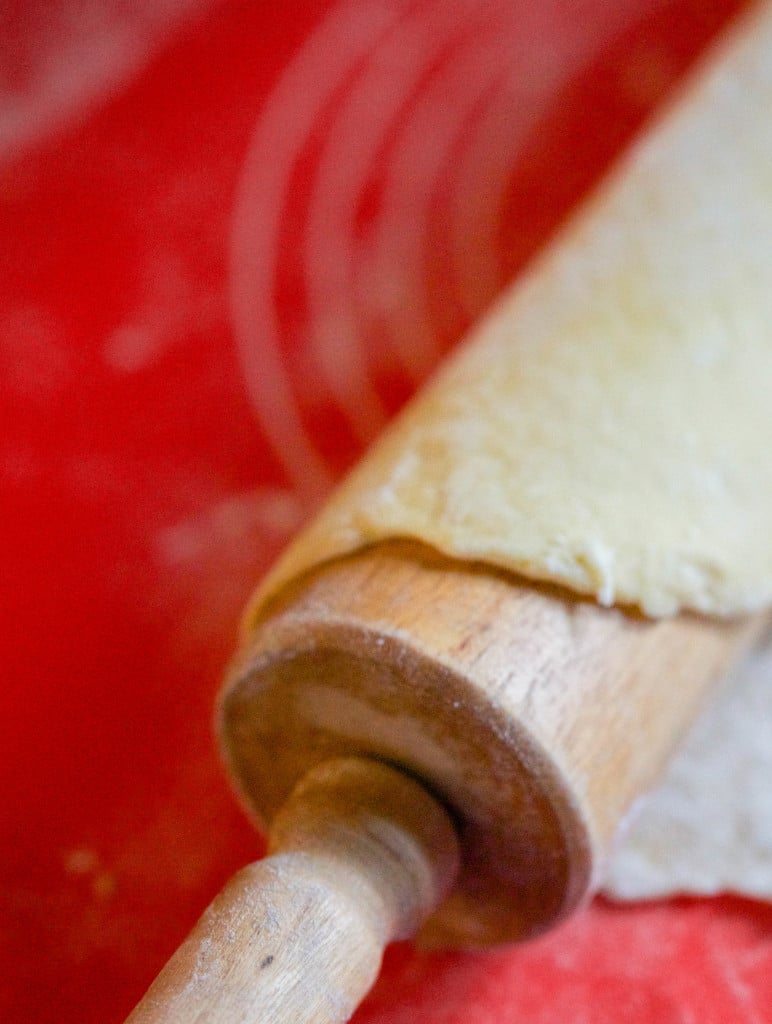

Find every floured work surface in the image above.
[248,3,772,624]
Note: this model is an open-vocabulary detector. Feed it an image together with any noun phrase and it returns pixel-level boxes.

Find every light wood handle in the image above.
[126,757,460,1024]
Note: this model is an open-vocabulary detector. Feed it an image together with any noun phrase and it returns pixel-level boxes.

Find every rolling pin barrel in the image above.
[220,540,758,948]
[128,546,760,1024]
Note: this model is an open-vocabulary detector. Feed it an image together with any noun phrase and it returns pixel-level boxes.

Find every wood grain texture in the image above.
[221,540,763,947]
[128,542,765,1022]
[126,758,459,1023]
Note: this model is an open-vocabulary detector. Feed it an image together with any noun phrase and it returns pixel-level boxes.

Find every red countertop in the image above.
[2,2,771,1021]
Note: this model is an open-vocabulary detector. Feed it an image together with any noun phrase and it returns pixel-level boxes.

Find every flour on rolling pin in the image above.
[246,1,772,624]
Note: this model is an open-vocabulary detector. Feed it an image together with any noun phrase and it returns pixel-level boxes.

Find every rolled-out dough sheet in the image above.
[604,633,772,901]
[248,1,772,624]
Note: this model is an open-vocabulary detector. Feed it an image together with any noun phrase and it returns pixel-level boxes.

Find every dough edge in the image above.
[245,2,772,631]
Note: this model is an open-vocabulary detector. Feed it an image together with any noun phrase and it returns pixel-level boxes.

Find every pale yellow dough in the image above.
[250,3,772,624]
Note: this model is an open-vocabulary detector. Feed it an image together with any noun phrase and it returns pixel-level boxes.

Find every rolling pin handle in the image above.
[125,757,460,1024]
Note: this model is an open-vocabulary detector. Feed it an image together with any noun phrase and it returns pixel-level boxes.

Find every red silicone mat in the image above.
[2,2,771,1021]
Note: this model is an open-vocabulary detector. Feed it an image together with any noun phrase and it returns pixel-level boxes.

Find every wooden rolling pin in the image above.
[128,4,772,1021]
[127,543,763,1024]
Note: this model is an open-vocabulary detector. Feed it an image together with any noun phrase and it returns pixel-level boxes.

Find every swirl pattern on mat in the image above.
[228,0,659,500]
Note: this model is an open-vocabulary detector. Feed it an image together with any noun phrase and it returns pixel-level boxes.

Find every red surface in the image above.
[3,2,771,1021]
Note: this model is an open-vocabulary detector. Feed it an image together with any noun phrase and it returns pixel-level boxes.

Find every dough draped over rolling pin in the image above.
[247,2,772,624]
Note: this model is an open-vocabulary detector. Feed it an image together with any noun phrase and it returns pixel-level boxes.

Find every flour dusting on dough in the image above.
[246,5,772,628]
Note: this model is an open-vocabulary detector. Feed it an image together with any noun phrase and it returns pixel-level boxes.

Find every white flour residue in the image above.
[63,847,117,901]
[0,0,218,163]
[156,489,303,568]
[103,253,219,374]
